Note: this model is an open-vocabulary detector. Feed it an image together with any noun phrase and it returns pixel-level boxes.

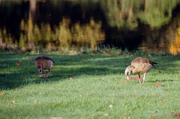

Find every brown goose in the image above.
[35,56,54,77]
[125,57,157,84]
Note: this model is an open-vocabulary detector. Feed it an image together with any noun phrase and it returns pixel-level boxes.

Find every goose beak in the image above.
[126,75,129,80]
[126,72,130,80]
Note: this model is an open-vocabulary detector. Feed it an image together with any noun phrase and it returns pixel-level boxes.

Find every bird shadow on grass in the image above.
[147,80,174,83]
[0,65,125,90]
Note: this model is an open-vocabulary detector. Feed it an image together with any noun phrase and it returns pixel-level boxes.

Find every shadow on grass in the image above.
[0,53,179,90]
[0,66,123,90]
[147,80,174,82]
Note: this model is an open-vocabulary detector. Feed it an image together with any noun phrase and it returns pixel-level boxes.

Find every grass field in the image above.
[0,51,180,119]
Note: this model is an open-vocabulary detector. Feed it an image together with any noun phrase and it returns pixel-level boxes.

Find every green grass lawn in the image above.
[0,52,180,119]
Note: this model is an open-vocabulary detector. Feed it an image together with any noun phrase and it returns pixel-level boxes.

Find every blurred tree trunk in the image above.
[30,0,36,21]
[28,0,36,43]
[128,4,133,21]
[144,0,148,11]
[121,0,125,13]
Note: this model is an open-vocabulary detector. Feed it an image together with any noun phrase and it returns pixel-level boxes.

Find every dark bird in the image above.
[35,56,54,77]
[125,57,157,84]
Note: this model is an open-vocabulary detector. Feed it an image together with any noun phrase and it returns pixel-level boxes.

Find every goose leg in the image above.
[39,71,44,77]
[45,70,51,77]
[143,73,146,83]
[39,73,42,77]
[138,74,141,84]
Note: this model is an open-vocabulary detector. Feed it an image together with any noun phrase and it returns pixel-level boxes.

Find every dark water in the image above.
[0,0,180,54]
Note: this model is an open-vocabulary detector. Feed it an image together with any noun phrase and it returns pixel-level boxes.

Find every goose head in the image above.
[37,65,43,74]
[125,66,134,80]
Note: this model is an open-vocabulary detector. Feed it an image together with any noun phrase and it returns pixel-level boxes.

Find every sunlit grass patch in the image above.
[0,52,180,119]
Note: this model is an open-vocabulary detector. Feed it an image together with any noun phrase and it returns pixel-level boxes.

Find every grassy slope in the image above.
[0,52,180,119]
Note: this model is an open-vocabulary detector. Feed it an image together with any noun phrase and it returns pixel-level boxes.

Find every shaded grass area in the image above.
[0,52,180,119]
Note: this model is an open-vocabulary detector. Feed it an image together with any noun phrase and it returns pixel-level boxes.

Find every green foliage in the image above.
[17,17,105,50]
[56,18,72,48]
[99,0,180,29]
[1,0,180,53]
[71,18,105,49]
[0,29,18,51]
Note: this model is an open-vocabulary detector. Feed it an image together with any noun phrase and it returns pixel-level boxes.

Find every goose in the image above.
[125,57,157,84]
[35,56,54,77]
